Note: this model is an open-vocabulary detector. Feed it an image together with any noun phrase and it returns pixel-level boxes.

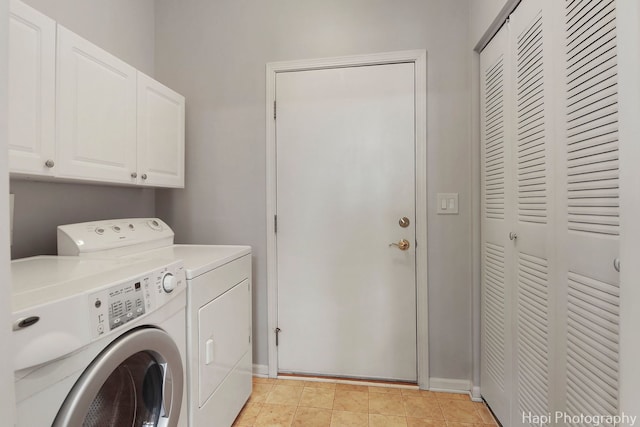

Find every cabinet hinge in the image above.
[273,100,277,120]
[274,214,277,233]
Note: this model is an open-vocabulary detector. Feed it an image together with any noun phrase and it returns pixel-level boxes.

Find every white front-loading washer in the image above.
[12,255,188,427]
[58,218,253,427]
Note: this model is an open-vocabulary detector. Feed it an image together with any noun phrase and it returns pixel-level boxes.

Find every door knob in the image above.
[509,232,518,241]
[399,217,410,228]
[614,258,621,272]
[389,239,410,251]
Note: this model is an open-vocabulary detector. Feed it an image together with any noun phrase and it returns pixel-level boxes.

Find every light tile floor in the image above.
[232,378,499,427]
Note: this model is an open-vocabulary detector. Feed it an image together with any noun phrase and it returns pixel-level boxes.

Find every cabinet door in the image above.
[8,0,55,176]
[137,72,185,188]
[56,25,137,184]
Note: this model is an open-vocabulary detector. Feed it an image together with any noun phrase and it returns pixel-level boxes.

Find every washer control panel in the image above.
[105,280,146,330]
[89,261,185,338]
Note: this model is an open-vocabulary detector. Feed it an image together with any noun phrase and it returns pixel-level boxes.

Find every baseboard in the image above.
[429,377,472,398]
[471,385,483,402]
[277,374,419,390]
[252,364,269,377]
[250,370,477,397]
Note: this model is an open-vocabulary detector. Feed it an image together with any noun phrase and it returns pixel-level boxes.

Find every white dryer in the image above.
[12,255,187,427]
[58,218,253,427]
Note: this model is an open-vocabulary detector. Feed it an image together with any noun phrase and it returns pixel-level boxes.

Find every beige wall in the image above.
[155,0,474,381]
[11,0,157,259]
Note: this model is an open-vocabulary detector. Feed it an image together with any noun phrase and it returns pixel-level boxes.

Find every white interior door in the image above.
[509,0,555,424]
[275,63,417,381]
[480,24,514,424]
[559,0,620,418]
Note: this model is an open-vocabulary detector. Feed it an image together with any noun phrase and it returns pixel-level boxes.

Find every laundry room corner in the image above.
[153,0,475,388]
[5,0,640,425]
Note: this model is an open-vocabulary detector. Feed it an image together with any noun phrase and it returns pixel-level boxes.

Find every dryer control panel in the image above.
[88,260,185,338]
[57,218,175,257]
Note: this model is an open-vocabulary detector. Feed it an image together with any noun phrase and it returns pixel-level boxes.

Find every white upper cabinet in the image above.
[8,0,56,176]
[137,72,185,188]
[7,1,184,188]
[56,25,138,184]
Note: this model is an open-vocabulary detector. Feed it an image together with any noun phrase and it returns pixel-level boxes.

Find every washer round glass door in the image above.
[54,327,183,427]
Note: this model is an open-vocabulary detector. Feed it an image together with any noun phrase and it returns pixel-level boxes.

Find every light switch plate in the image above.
[437,193,458,215]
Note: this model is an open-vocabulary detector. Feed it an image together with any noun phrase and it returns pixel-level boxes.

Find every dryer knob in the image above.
[162,273,176,293]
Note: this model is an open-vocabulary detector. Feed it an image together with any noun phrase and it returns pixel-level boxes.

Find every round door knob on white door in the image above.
[162,273,176,293]
[509,232,518,241]
[389,239,410,250]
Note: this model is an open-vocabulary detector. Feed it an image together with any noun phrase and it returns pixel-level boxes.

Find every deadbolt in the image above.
[399,217,410,228]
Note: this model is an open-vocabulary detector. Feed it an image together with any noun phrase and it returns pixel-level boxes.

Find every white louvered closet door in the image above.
[480,24,514,425]
[559,0,620,420]
[480,0,621,425]
[509,1,556,425]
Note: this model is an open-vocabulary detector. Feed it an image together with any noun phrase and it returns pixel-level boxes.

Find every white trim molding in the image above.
[252,364,269,378]
[430,378,483,402]
[473,0,521,53]
[265,50,429,387]
[429,377,472,394]
[471,385,482,403]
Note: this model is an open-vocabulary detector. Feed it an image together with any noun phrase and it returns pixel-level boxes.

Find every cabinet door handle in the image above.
[509,232,518,241]
[614,258,621,272]
[131,172,137,178]
[45,159,55,168]
[141,174,148,180]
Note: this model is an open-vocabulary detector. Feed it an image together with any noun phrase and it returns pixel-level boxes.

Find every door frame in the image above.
[265,50,429,388]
